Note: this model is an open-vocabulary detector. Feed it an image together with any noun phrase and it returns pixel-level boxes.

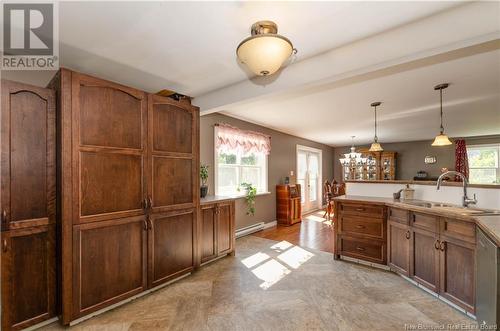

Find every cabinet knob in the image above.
[434,240,440,250]
[356,246,365,251]
[148,197,153,210]
[142,219,148,231]
[355,208,365,212]
[405,230,410,240]
[439,241,446,252]
[355,225,365,229]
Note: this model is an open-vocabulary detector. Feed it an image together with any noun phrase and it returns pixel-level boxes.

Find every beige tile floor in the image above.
[41,236,474,331]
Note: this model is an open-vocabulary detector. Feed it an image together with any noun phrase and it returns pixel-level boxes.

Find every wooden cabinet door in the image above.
[388,221,411,276]
[217,202,234,255]
[1,80,55,231]
[200,204,217,263]
[148,209,194,288]
[72,73,147,224]
[410,227,440,292]
[439,236,475,313]
[1,225,55,331]
[72,217,147,319]
[148,94,199,213]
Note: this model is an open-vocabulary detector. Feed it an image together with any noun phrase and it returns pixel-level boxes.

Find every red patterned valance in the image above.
[215,123,271,155]
[455,139,469,181]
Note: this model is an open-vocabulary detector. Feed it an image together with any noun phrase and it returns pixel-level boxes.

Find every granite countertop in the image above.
[334,195,500,246]
[200,195,237,205]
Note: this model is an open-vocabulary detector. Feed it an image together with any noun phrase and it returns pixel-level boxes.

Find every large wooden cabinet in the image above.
[387,208,476,313]
[199,199,235,264]
[276,184,301,226]
[51,69,199,324]
[1,81,56,330]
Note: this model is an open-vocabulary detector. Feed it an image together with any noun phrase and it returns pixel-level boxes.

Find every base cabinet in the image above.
[200,200,235,264]
[411,226,440,293]
[388,221,411,276]
[149,210,194,288]
[1,226,56,331]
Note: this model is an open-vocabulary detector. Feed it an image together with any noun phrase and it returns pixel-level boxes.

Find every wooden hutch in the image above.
[341,149,396,181]
[276,184,302,226]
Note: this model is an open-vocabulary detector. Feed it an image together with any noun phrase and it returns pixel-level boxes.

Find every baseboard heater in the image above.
[235,222,265,238]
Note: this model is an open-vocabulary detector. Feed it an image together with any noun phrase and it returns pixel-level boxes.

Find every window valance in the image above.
[215,123,271,155]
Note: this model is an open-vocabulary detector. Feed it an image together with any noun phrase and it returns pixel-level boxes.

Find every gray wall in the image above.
[200,113,335,230]
[333,135,500,182]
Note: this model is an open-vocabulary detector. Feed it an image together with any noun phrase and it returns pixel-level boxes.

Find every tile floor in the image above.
[41,236,474,331]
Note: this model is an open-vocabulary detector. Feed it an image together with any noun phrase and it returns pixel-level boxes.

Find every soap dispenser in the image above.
[402,184,415,200]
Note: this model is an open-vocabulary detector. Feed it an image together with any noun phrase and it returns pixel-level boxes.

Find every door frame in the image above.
[296,145,322,214]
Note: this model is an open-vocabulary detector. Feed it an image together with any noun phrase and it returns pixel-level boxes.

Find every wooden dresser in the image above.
[276,184,301,226]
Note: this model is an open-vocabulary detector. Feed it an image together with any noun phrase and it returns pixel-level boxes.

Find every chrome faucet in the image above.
[436,171,477,207]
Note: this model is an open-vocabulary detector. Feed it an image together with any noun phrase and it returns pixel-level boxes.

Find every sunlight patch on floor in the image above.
[251,259,291,290]
[277,246,314,269]
[241,252,271,268]
[241,240,315,290]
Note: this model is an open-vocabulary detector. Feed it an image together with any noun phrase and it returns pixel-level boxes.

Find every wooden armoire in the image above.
[1,80,56,330]
[276,184,302,226]
[49,69,199,324]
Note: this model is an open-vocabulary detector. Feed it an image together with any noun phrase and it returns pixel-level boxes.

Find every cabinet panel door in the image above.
[388,221,410,276]
[151,100,193,154]
[217,202,233,255]
[1,225,55,331]
[73,217,147,318]
[411,227,440,292]
[201,205,217,263]
[148,210,194,288]
[78,80,145,150]
[80,151,144,220]
[1,81,55,230]
[151,157,193,210]
[439,236,475,313]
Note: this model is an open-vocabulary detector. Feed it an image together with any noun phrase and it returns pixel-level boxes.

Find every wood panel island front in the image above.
[334,195,500,316]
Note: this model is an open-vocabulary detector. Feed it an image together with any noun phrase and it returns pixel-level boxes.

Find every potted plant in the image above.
[200,164,209,198]
[239,182,257,216]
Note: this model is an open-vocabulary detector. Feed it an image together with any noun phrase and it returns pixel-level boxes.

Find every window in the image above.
[216,150,268,196]
[214,124,270,196]
[467,144,500,184]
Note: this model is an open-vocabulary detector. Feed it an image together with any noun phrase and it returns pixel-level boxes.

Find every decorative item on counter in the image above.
[284,176,290,184]
[239,182,257,216]
[393,189,403,200]
[402,184,415,200]
[424,156,437,164]
[200,164,209,198]
[289,170,296,184]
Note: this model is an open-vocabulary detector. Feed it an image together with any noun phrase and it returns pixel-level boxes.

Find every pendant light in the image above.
[431,83,452,146]
[237,21,296,76]
[369,102,383,152]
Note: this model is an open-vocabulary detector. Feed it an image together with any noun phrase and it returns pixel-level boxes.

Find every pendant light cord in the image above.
[439,88,444,134]
[374,106,378,142]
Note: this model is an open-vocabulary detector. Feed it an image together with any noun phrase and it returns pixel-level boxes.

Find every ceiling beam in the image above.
[195,2,500,115]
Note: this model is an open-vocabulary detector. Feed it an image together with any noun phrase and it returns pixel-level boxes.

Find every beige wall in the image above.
[333,135,500,182]
[200,113,335,230]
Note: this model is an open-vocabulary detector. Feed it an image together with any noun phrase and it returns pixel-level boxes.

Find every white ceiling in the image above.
[220,49,500,146]
[3,1,463,96]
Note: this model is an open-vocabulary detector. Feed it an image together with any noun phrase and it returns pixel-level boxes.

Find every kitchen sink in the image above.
[401,200,500,216]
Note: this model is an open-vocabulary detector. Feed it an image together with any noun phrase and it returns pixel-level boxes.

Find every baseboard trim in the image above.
[24,317,59,331]
[262,220,277,229]
[68,273,191,326]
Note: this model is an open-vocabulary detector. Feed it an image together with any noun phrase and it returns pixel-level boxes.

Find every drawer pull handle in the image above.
[412,214,416,222]
[2,239,7,252]
[355,225,365,229]
[434,240,440,250]
[405,231,410,240]
[1,210,6,223]
[356,246,365,251]
[355,208,365,211]
[440,241,446,252]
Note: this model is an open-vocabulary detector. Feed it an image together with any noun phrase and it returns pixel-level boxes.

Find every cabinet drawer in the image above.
[411,212,438,232]
[388,207,409,225]
[341,216,384,239]
[340,236,386,264]
[441,218,476,244]
[340,203,385,219]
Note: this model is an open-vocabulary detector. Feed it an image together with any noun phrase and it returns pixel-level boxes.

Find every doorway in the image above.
[296,145,322,214]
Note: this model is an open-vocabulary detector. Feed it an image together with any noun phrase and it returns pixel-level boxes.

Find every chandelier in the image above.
[339,136,369,180]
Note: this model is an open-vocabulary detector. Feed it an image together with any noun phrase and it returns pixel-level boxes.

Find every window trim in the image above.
[214,126,269,196]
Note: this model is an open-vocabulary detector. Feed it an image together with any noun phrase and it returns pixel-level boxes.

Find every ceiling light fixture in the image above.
[237,21,296,76]
[369,102,383,152]
[431,83,452,146]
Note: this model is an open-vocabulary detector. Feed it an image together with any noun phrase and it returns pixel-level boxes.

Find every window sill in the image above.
[217,191,272,200]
